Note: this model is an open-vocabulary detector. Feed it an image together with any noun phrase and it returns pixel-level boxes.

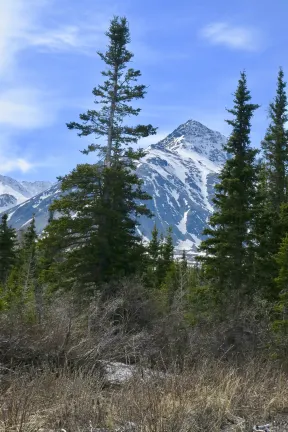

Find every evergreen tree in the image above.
[181,250,188,272]
[144,224,160,288]
[275,232,288,293]
[40,17,156,292]
[0,214,17,285]
[148,224,160,264]
[251,161,274,289]
[157,227,174,284]
[4,217,39,316]
[162,227,174,268]
[22,217,39,308]
[23,216,37,256]
[263,68,288,210]
[198,72,259,294]
[274,227,288,340]
[144,226,175,290]
[66,16,156,166]
[254,70,288,298]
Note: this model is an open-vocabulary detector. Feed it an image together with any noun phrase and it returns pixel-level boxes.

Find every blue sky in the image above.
[0,0,287,182]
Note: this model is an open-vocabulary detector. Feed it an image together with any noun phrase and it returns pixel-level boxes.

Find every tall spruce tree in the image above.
[67,16,156,166]
[274,226,288,336]
[21,216,38,294]
[157,227,174,284]
[181,250,188,272]
[40,17,156,291]
[254,69,288,298]
[4,217,39,315]
[148,224,160,264]
[263,68,288,210]
[198,72,259,294]
[0,214,17,285]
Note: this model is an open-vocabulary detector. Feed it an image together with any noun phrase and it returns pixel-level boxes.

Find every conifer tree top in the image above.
[66,15,157,166]
[225,71,260,153]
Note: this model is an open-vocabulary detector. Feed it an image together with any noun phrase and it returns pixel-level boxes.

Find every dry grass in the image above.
[0,285,287,431]
[1,360,288,432]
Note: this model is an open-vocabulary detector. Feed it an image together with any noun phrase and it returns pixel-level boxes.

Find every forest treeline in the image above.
[1,16,288,365]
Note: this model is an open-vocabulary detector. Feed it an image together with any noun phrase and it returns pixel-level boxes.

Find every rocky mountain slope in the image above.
[2,120,227,256]
[0,175,52,213]
[137,119,227,256]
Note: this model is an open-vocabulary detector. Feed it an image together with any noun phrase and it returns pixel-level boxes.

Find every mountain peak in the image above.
[181,118,211,130]
[0,176,53,213]
[153,119,227,164]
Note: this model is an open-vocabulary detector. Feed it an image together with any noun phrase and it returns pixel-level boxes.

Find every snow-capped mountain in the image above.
[2,120,227,255]
[0,175,52,213]
[137,120,227,256]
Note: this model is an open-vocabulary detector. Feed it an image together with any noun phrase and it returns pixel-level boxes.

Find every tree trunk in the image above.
[106,65,119,167]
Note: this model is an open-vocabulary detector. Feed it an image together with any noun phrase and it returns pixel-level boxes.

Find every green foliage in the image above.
[0,217,39,320]
[40,17,156,292]
[253,70,288,299]
[0,214,17,285]
[262,68,288,210]
[41,163,152,291]
[66,15,157,165]
[181,250,188,272]
[144,226,175,290]
[157,227,174,282]
[275,233,288,295]
[144,224,160,288]
[198,72,259,294]
[148,224,160,263]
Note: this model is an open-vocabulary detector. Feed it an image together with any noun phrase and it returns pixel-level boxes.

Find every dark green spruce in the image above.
[4,217,40,315]
[67,16,156,166]
[198,72,259,295]
[263,68,288,209]
[254,69,288,298]
[0,214,17,286]
[40,16,157,292]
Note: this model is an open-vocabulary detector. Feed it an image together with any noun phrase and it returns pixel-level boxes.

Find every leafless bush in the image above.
[0,279,280,375]
[0,289,149,373]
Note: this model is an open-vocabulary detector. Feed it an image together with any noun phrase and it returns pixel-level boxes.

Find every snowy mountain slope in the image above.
[5,183,61,232]
[137,120,227,256]
[21,181,52,197]
[0,175,52,213]
[2,120,227,255]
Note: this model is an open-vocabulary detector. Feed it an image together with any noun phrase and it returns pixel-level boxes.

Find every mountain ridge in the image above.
[0,175,53,213]
[1,120,227,256]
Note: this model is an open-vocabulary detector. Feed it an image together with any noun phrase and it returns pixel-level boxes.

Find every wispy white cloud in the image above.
[0,0,102,72]
[0,0,50,78]
[0,158,33,175]
[24,19,109,54]
[200,22,263,51]
[0,3,50,123]
[0,132,60,175]
[0,85,62,174]
[0,132,35,174]
[0,0,65,174]
[0,88,58,129]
